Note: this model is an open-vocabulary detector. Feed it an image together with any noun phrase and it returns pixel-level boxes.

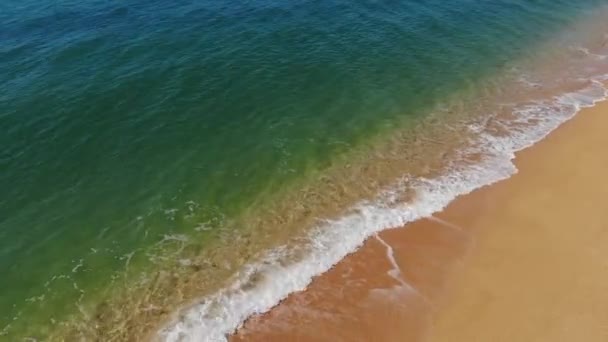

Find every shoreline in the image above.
[157,21,608,337]
[230,96,608,341]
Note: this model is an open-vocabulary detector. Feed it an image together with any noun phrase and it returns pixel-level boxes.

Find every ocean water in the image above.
[1,0,608,340]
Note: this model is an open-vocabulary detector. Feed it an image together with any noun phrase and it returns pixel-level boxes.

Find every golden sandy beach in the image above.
[429,98,608,342]
[233,97,608,341]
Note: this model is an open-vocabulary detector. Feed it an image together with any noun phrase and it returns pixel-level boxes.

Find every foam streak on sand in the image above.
[158,76,608,341]
[374,234,407,287]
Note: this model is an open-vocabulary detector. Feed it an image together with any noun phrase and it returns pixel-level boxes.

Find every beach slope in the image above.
[429,99,608,341]
[233,98,608,342]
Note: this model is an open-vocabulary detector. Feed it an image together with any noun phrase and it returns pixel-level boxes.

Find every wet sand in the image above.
[232,98,608,342]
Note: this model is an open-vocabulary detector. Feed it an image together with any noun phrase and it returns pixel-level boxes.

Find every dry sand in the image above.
[232,98,608,342]
[428,98,608,342]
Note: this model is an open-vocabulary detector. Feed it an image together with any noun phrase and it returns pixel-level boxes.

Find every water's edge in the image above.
[159,78,608,341]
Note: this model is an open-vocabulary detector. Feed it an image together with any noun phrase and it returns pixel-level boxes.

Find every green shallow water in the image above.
[0,0,605,339]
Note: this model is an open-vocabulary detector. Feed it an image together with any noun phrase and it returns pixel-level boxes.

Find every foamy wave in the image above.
[158,79,608,342]
[571,47,608,61]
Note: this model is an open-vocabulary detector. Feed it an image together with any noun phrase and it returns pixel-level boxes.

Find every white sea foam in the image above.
[572,47,608,61]
[158,78,608,342]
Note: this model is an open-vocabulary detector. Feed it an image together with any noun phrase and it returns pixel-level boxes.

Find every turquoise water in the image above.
[1,0,606,339]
